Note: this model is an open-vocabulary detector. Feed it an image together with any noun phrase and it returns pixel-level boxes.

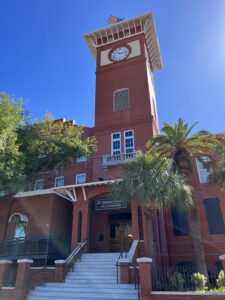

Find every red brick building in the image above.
[0,12,225,285]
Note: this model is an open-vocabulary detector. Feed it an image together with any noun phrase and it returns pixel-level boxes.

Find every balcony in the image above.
[102,151,141,168]
[0,236,70,261]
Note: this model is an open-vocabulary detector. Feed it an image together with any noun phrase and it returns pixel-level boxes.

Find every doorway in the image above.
[109,213,132,252]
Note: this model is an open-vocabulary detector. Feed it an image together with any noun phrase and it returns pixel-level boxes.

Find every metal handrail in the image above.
[116,240,129,284]
[63,239,87,281]
[26,238,87,295]
[129,263,140,300]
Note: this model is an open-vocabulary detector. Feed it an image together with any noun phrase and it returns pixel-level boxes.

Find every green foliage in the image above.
[208,287,225,293]
[191,273,207,291]
[17,113,96,179]
[0,93,27,192]
[148,118,217,175]
[168,272,185,291]
[216,270,225,289]
[111,154,193,214]
[0,93,96,193]
[208,136,225,191]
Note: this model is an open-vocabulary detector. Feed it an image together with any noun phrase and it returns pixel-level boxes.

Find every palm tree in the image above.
[208,134,225,190]
[148,118,216,276]
[111,154,193,273]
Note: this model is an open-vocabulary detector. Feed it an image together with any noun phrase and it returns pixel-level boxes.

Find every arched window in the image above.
[9,213,28,239]
[77,211,82,243]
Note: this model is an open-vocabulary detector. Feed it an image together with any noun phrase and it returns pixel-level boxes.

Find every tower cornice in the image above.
[83,12,162,72]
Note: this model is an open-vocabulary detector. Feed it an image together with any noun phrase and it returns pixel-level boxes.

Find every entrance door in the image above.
[110,222,132,252]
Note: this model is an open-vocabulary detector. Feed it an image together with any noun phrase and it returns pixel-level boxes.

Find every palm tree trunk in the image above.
[144,213,156,285]
[177,155,208,277]
[186,207,208,277]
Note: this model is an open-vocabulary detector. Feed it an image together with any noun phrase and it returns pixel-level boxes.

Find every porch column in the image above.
[0,260,13,286]
[137,257,152,300]
[131,201,139,240]
[219,254,225,272]
[71,201,90,252]
[81,201,90,252]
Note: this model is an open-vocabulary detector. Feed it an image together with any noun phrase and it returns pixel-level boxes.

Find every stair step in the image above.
[45,283,135,289]
[30,290,138,299]
[28,296,135,300]
[27,252,138,300]
[36,287,138,294]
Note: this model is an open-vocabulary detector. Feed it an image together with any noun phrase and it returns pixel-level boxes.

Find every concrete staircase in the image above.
[27,253,139,300]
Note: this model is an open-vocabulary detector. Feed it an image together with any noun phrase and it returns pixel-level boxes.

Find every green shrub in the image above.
[191,273,207,291]
[169,272,185,291]
[216,270,225,289]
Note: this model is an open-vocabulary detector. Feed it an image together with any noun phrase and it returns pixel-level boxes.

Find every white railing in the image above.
[102,151,141,167]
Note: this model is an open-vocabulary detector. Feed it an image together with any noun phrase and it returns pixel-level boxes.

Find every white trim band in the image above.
[0,260,13,264]
[17,259,33,263]
[137,257,152,263]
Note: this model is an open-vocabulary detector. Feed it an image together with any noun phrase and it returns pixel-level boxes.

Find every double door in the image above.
[110,222,132,252]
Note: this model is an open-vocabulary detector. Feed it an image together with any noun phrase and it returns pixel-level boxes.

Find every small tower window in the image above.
[114,89,129,112]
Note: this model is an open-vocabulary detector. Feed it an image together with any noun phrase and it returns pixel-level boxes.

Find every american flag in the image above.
[107,14,124,24]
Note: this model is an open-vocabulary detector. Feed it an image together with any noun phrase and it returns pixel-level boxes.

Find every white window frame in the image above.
[76,173,86,184]
[196,157,212,183]
[111,132,121,155]
[34,179,44,191]
[124,130,135,154]
[77,156,87,163]
[54,176,64,187]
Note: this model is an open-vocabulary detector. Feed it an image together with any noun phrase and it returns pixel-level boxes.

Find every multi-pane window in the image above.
[77,156,87,163]
[124,130,134,153]
[111,133,121,155]
[76,174,86,184]
[34,179,44,190]
[114,89,129,112]
[196,157,212,183]
[55,176,64,187]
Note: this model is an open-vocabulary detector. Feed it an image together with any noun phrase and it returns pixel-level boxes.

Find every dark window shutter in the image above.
[171,207,188,236]
[114,89,129,112]
[204,198,225,234]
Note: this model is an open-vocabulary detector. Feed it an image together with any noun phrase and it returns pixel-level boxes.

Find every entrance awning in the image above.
[52,180,115,202]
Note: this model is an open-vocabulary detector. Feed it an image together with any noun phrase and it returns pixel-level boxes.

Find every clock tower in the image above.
[84,12,162,180]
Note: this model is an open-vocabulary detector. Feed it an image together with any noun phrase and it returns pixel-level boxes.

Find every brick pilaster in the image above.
[0,260,13,286]
[16,259,33,300]
[137,257,152,300]
[119,259,130,284]
[54,260,66,283]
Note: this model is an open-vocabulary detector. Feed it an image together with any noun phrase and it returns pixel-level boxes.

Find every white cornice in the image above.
[83,12,162,71]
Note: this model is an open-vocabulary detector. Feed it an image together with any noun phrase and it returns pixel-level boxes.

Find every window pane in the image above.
[204,198,225,234]
[35,180,44,190]
[77,156,87,163]
[125,131,133,137]
[196,158,211,183]
[55,177,64,187]
[76,174,86,184]
[14,222,27,238]
[171,207,188,236]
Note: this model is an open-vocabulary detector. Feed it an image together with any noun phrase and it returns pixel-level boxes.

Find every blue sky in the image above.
[1,0,225,133]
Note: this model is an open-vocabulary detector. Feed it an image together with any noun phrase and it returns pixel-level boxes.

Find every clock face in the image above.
[111,47,129,62]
